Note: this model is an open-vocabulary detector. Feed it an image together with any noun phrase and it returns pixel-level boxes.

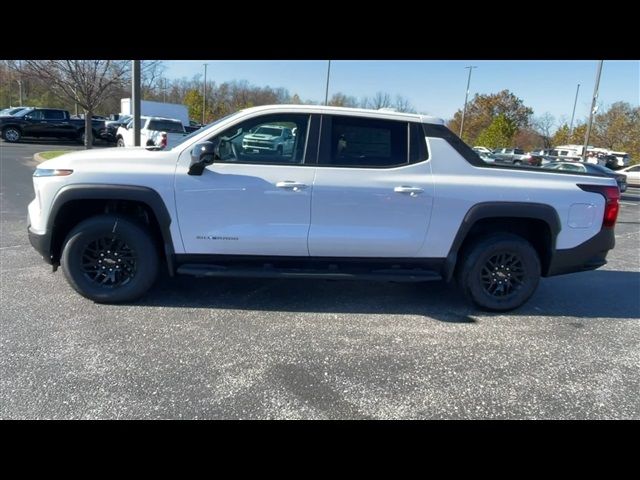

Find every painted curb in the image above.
[33,152,47,163]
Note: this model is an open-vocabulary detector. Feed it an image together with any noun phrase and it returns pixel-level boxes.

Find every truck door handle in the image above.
[394,186,424,196]
[276,181,308,191]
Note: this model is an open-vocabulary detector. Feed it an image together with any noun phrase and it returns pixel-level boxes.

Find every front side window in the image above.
[208,113,310,165]
[28,110,44,120]
[320,115,408,168]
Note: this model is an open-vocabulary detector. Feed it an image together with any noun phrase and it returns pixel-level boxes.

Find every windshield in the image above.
[171,111,245,150]
[13,108,34,117]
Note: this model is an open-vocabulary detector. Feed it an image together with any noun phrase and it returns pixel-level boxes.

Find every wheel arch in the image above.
[47,184,175,275]
[443,202,561,281]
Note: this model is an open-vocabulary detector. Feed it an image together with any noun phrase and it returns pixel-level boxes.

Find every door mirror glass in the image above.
[188,141,218,175]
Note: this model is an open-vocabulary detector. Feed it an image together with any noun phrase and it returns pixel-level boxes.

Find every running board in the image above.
[176,264,442,282]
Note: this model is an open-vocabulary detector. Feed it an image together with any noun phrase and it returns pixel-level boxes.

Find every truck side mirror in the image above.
[188,141,218,176]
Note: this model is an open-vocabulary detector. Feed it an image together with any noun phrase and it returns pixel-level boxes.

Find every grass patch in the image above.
[38,150,72,160]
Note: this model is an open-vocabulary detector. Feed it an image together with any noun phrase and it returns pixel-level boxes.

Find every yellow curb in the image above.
[33,152,47,163]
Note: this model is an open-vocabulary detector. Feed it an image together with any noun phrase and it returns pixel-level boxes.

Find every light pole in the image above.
[324,60,331,105]
[203,63,208,125]
[582,61,604,160]
[569,83,580,137]
[459,65,477,139]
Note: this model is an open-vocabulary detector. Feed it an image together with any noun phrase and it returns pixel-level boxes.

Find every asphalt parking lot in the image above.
[1,140,639,419]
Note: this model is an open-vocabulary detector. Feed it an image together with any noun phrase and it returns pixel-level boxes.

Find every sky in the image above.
[162,60,639,124]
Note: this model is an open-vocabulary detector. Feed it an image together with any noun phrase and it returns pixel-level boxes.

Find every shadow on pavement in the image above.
[132,268,640,321]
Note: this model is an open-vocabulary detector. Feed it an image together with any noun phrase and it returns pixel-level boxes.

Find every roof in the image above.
[237,104,445,125]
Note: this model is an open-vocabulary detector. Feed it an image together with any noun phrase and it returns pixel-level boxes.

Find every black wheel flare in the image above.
[480,252,526,298]
[80,235,137,287]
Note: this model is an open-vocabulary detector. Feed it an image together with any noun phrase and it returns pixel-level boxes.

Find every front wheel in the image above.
[457,233,540,311]
[3,127,21,142]
[61,215,159,303]
[116,137,125,147]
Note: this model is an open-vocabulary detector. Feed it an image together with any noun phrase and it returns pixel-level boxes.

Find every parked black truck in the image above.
[0,108,107,144]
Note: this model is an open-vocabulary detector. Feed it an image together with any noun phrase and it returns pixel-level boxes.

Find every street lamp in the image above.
[459,66,477,139]
[324,60,331,105]
[582,61,604,160]
[203,63,208,125]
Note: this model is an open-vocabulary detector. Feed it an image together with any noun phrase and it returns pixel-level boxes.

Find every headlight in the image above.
[33,168,73,177]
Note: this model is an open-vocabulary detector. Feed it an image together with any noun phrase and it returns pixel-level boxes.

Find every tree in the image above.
[533,113,555,148]
[475,114,517,149]
[328,92,358,107]
[551,123,570,146]
[591,102,640,154]
[448,90,534,144]
[361,92,392,110]
[183,89,205,123]
[394,95,415,113]
[16,60,128,148]
[569,123,587,145]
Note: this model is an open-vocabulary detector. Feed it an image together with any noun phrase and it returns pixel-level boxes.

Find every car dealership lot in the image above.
[1,141,639,419]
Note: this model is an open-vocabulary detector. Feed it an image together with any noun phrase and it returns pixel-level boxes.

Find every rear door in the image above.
[307,116,433,257]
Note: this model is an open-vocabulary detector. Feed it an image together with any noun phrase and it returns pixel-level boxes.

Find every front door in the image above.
[308,115,433,257]
[174,113,318,256]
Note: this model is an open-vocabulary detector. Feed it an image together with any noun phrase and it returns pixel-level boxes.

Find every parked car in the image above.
[0,106,30,116]
[241,124,295,155]
[115,116,186,148]
[492,148,535,166]
[478,152,497,163]
[102,115,132,143]
[473,146,492,155]
[28,104,620,311]
[0,107,107,143]
[619,164,640,187]
[185,121,205,133]
[543,162,627,192]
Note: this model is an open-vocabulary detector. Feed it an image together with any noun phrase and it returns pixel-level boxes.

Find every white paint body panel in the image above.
[174,157,316,256]
[308,161,434,257]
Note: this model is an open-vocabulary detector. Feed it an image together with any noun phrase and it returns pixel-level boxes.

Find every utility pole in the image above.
[163,78,167,102]
[17,60,23,105]
[582,61,604,160]
[132,60,141,147]
[324,60,331,105]
[203,63,208,125]
[569,83,580,137]
[459,65,477,139]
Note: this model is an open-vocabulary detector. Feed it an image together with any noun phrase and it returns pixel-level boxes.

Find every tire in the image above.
[61,214,159,303]
[3,127,21,143]
[457,233,541,311]
[116,137,125,147]
[513,160,522,166]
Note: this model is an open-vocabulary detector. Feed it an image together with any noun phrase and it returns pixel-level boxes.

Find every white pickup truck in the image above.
[115,116,186,149]
[27,105,620,311]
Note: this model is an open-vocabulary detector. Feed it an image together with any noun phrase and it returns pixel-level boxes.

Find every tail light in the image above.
[160,132,168,149]
[578,184,620,228]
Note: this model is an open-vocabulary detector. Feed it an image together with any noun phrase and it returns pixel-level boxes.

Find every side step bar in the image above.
[176,264,442,282]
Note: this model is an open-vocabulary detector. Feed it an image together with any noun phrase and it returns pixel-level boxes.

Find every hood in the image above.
[245,133,279,140]
[38,147,177,171]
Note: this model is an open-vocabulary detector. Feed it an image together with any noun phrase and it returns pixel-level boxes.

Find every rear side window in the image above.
[148,120,184,133]
[44,110,66,120]
[514,148,524,154]
[319,115,408,168]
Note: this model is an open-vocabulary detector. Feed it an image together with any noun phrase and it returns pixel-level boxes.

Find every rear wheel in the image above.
[457,233,540,311]
[3,127,21,142]
[61,215,159,303]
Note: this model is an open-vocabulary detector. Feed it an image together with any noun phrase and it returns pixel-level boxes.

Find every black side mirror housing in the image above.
[188,141,218,176]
